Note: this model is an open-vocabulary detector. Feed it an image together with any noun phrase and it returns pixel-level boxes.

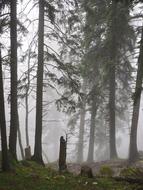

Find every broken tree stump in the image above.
[59,136,67,172]
[80,165,93,178]
[25,146,31,160]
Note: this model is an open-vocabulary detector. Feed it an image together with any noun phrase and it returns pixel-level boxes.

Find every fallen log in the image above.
[113,176,143,184]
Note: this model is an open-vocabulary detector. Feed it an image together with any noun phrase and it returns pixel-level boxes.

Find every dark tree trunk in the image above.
[0,46,10,171]
[129,26,143,163]
[59,136,67,172]
[109,63,117,159]
[32,0,44,165]
[87,95,97,162]
[17,110,25,160]
[109,1,118,159]
[77,81,87,163]
[9,0,18,160]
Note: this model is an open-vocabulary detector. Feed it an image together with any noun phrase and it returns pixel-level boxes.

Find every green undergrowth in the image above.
[0,161,142,190]
[120,167,143,179]
[98,165,114,177]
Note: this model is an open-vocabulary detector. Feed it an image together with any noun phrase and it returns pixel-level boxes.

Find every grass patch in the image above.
[0,161,142,190]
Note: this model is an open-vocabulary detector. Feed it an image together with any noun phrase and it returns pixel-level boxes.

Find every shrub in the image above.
[99,165,114,177]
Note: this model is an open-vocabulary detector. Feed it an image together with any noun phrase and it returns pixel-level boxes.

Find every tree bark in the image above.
[59,136,67,172]
[0,46,10,171]
[129,26,143,163]
[109,63,117,159]
[32,0,44,165]
[109,1,118,159]
[9,0,18,160]
[87,95,97,162]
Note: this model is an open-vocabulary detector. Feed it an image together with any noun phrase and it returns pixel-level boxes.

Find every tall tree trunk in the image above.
[87,95,97,162]
[109,63,117,159]
[109,1,118,159]
[0,46,10,171]
[77,81,87,163]
[32,0,44,165]
[25,50,30,147]
[9,0,18,159]
[129,26,143,163]
[17,110,25,160]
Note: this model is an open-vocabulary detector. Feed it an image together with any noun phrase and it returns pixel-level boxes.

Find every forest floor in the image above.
[0,160,143,190]
[67,159,143,176]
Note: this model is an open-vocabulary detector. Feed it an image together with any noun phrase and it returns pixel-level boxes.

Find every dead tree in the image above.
[25,146,31,160]
[59,136,67,172]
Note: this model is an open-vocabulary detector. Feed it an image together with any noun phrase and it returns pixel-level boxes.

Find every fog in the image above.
[1,0,143,164]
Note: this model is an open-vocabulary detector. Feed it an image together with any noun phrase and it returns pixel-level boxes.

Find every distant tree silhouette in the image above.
[0,45,10,171]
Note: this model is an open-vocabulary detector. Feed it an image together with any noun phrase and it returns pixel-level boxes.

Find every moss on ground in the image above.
[0,161,142,190]
[98,165,114,177]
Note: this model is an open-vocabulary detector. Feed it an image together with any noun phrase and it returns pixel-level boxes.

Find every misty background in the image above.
[1,0,143,163]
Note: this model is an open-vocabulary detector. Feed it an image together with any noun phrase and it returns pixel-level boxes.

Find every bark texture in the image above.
[109,63,117,159]
[32,0,44,165]
[129,26,143,163]
[59,136,67,172]
[0,46,10,171]
[109,0,118,159]
[9,0,18,159]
